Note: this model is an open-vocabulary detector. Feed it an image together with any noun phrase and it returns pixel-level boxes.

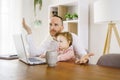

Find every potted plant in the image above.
[72,13,78,20]
[34,0,42,16]
[33,0,42,27]
[65,13,72,20]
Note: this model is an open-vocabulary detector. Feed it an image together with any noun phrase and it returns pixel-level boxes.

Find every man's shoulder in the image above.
[43,35,53,42]
[70,32,79,39]
[70,32,77,37]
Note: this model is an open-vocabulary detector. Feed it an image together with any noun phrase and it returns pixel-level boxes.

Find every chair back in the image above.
[97,54,120,68]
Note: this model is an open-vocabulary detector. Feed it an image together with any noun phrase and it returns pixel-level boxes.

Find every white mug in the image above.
[46,50,58,67]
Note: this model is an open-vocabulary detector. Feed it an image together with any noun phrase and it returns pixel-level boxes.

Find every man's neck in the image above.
[52,36,57,41]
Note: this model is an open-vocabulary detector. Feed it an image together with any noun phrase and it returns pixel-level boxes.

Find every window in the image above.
[0,0,22,54]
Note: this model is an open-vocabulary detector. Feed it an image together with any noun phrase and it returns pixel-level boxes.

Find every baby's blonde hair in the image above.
[55,32,73,46]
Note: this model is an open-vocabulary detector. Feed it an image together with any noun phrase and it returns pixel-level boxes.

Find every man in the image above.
[22,16,93,64]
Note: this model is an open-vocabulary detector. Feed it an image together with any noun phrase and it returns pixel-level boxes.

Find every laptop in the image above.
[13,34,46,65]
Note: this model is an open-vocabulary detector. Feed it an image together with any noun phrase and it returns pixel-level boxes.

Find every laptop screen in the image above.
[13,34,28,62]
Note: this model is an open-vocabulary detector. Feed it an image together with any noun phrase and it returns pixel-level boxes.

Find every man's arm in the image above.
[71,33,87,57]
[22,18,32,34]
[71,33,94,64]
[22,18,48,57]
[75,53,94,64]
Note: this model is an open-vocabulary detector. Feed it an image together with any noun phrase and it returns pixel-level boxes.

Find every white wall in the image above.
[0,0,22,54]
[22,0,50,47]
[0,0,50,54]
[0,1,1,51]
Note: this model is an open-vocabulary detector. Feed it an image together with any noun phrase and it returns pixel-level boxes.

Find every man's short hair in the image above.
[53,15,63,26]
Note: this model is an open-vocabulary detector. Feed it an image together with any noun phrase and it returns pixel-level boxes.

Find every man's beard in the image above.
[50,30,59,36]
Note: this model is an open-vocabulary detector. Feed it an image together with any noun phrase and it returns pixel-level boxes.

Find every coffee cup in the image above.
[46,50,58,67]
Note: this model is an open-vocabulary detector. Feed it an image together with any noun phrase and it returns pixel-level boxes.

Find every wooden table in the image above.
[0,59,120,80]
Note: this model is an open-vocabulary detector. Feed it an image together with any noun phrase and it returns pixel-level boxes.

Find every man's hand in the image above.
[75,53,94,64]
[22,18,32,34]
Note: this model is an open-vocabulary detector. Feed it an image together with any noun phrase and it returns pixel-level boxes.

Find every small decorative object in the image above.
[52,11,58,16]
[33,19,42,28]
[72,13,78,20]
[34,0,42,16]
[33,0,42,27]
[65,13,72,20]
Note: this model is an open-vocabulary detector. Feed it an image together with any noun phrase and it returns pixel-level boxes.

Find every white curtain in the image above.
[0,0,22,54]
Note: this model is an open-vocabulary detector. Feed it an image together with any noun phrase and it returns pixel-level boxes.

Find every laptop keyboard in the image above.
[28,58,42,62]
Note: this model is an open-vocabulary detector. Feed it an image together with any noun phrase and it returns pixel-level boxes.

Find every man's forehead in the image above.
[50,18,61,24]
[49,16,63,26]
[51,17,61,21]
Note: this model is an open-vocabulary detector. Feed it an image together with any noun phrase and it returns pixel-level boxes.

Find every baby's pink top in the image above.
[57,46,75,61]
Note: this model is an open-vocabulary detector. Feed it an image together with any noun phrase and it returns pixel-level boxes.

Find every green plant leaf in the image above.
[34,0,42,16]
[65,13,72,19]
[72,13,78,18]
[38,0,42,10]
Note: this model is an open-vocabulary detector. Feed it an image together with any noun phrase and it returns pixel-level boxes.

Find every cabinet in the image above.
[48,0,89,49]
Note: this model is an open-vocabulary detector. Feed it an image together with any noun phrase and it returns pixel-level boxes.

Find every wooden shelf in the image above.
[63,20,78,23]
